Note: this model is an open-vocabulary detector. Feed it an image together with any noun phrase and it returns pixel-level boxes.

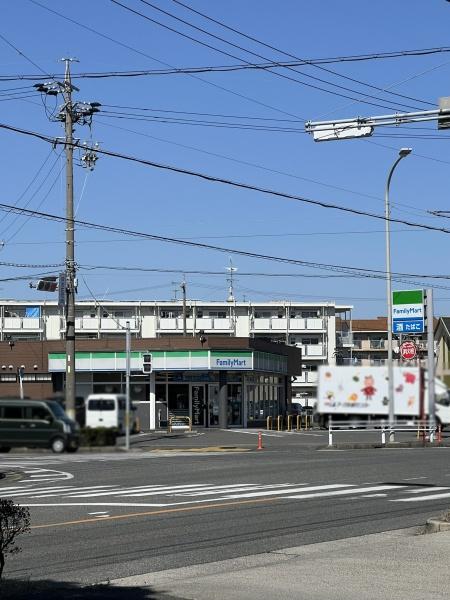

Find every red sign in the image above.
[400,341,417,361]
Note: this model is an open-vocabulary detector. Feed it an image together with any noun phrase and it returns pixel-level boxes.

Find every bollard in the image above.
[277,415,282,431]
[437,424,442,444]
[381,428,386,445]
[328,427,333,447]
[287,415,292,432]
[297,414,301,431]
[266,416,272,431]
[257,431,263,450]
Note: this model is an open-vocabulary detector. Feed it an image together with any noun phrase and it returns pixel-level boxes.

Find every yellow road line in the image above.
[30,496,279,530]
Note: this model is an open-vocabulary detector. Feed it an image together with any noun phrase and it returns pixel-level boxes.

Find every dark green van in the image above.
[0,399,79,453]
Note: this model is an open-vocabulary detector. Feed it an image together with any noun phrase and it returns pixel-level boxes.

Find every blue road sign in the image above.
[393,318,424,333]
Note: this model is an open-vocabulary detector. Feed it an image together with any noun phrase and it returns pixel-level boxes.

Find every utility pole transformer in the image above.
[63,58,76,421]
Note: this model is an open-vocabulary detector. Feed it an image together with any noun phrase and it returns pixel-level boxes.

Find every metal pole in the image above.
[386,148,411,442]
[63,59,76,421]
[181,279,187,336]
[426,289,436,437]
[125,320,131,451]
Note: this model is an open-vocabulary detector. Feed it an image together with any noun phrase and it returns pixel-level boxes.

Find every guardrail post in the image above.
[287,415,292,432]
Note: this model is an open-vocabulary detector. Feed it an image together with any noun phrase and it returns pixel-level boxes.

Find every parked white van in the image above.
[85,394,138,433]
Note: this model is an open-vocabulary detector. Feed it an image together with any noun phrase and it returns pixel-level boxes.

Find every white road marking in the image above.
[222,484,352,500]
[392,491,450,502]
[360,494,387,498]
[287,485,405,500]
[405,487,450,494]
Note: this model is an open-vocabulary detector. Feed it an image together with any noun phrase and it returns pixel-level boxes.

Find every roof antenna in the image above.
[226,258,237,303]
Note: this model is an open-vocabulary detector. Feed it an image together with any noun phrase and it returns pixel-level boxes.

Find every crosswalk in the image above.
[3,480,450,508]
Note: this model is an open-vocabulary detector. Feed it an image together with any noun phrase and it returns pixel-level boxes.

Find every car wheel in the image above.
[0,446,11,453]
[51,437,66,454]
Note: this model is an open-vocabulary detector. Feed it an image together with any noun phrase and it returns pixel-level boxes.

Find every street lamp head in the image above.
[399,147,412,157]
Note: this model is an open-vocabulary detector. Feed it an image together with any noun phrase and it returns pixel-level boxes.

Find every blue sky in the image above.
[1,0,450,316]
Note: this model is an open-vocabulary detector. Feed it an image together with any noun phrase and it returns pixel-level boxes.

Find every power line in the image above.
[0,32,49,76]
[0,201,449,291]
[96,119,433,219]
[138,0,426,111]
[110,0,421,112]
[169,0,435,109]
[27,0,302,121]
[2,46,450,81]
[1,121,449,238]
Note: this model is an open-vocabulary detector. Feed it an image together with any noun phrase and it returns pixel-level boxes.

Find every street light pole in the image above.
[386,148,412,441]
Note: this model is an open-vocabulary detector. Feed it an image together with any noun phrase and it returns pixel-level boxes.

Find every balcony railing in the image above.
[370,340,386,350]
[2,317,42,330]
[251,317,325,331]
[158,317,232,332]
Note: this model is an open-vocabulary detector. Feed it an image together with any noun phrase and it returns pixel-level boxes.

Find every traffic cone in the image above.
[257,431,263,450]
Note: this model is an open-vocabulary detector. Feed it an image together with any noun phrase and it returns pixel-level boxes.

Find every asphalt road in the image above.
[2,430,450,586]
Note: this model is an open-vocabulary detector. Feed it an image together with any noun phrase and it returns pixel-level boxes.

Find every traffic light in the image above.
[37,277,57,292]
[142,353,152,374]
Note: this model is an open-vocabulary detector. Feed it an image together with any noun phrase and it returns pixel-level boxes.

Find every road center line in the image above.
[29,497,282,529]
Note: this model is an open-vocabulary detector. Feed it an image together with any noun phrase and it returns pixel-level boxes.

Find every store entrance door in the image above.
[208,384,220,427]
[228,384,243,427]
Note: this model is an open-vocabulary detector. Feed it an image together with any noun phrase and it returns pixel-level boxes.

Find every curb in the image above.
[425,518,450,533]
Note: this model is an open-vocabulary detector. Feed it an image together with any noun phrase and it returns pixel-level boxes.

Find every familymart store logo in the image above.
[212,352,253,369]
[392,289,424,334]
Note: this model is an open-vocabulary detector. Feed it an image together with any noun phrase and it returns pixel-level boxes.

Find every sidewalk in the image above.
[111,527,450,600]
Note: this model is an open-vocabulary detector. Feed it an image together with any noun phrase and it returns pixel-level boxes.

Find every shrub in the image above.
[0,499,30,579]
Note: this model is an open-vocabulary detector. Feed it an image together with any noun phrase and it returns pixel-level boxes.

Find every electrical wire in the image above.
[1,121,448,238]
[137,0,425,111]
[96,119,434,219]
[0,32,49,76]
[0,147,54,228]
[27,0,303,121]
[110,0,421,113]
[169,0,434,108]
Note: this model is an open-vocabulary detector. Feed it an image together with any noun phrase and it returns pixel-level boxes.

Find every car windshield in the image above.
[46,401,67,419]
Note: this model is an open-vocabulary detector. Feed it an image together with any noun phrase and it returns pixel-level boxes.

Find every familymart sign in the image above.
[392,289,424,334]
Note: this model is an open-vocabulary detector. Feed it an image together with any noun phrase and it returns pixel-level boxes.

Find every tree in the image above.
[0,499,30,579]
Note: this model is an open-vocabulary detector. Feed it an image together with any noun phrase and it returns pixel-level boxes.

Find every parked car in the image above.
[85,394,138,434]
[0,398,79,453]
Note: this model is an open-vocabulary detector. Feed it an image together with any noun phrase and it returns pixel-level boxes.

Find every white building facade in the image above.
[0,299,352,404]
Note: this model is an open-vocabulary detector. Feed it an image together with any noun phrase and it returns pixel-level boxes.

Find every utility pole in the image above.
[181,278,187,336]
[63,58,76,421]
[34,61,100,422]
[125,320,131,451]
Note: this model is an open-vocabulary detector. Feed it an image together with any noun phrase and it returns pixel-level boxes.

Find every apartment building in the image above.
[336,316,432,367]
[0,299,352,404]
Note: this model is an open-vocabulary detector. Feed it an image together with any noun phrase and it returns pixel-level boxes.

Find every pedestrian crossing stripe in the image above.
[3,481,450,507]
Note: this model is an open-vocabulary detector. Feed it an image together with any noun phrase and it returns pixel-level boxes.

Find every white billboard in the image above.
[318,366,420,415]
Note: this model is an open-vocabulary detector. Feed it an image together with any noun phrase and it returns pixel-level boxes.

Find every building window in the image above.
[302,338,319,345]
[302,311,320,318]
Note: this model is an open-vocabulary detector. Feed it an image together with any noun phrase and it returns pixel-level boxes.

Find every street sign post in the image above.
[400,340,417,361]
[392,290,424,334]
